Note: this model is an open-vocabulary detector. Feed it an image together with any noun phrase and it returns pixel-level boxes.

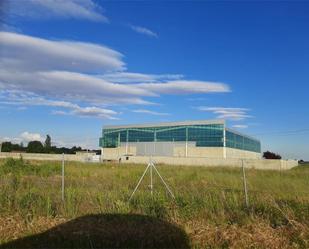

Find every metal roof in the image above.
[104,119,225,129]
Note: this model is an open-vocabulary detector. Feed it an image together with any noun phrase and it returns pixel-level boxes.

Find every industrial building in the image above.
[99,120,261,160]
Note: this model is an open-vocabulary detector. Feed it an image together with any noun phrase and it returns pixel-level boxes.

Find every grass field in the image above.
[0,157,308,248]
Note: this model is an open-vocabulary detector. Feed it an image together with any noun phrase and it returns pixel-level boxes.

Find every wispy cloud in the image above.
[197,107,252,121]
[129,24,158,38]
[138,81,230,95]
[132,109,170,116]
[0,31,125,72]
[5,0,108,22]
[53,106,119,120]
[232,124,248,129]
[0,90,119,120]
[51,110,67,116]
[101,72,184,83]
[187,97,207,102]
[0,31,231,120]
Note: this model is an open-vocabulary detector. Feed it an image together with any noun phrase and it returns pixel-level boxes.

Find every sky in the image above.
[0,0,308,159]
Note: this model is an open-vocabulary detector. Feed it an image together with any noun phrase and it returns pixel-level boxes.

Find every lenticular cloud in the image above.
[0,31,230,119]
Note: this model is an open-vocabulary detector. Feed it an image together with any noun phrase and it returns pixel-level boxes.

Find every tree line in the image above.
[0,135,92,154]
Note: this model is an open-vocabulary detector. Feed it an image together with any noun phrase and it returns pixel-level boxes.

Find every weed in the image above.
[0,160,308,248]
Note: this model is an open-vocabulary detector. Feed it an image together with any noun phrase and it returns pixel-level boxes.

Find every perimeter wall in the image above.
[119,155,298,170]
[0,152,90,162]
[102,143,261,159]
[0,152,298,170]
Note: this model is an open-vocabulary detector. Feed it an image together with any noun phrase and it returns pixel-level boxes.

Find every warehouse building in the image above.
[99,120,261,160]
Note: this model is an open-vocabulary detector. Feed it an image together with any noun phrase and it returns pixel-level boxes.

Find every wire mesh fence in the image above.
[1,155,309,249]
[0,156,308,220]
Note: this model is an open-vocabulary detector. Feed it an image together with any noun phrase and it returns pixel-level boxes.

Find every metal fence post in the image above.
[61,153,65,201]
[242,159,249,208]
[150,160,153,196]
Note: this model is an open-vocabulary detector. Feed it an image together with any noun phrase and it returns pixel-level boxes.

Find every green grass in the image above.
[0,158,308,248]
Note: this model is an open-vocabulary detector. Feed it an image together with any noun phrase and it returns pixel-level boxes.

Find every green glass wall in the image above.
[226,130,261,153]
[100,124,224,148]
[99,124,261,153]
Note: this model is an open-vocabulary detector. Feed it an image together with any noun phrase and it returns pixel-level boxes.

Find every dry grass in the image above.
[0,158,308,248]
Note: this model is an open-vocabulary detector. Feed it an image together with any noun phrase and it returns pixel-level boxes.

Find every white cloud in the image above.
[53,106,119,119]
[187,97,207,102]
[20,131,43,142]
[0,133,98,149]
[0,89,155,110]
[0,32,124,73]
[129,25,158,38]
[5,0,108,22]
[138,81,230,95]
[197,107,252,121]
[0,31,231,120]
[101,72,184,83]
[0,136,22,144]
[0,32,155,106]
[232,124,248,129]
[0,90,119,120]
[51,110,67,116]
[132,109,170,116]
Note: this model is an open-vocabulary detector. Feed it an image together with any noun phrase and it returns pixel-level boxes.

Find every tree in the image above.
[44,135,51,152]
[263,151,282,159]
[1,142,13,152]
[27,141,44,153]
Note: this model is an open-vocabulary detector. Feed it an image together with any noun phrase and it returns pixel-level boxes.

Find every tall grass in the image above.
[0,158,308,248]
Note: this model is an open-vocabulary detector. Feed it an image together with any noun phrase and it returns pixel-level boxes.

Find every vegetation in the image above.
[0,158,308,248]
[26,141,45,153]
[0,135,91,154]
[263,150,282,159]
[44,135,51,150]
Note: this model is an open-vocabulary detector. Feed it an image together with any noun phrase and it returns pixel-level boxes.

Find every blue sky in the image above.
[0,1,308,159]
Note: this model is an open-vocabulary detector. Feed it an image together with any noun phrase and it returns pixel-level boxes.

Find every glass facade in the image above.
[99,123,261,153]
[226,130,261,153]
[100,124,224,148]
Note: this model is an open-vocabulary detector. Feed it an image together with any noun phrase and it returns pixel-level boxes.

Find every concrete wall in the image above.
[0,152,298,171]
[0,152,91,162]
[118,155,298,171]
[102,144,261,160]
[187,147,224,158]
[226,147,261,159]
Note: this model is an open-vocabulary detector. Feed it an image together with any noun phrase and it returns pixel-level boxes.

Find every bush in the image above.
[263,151,282,159]
[0,158,60,176]
[27,141,44,153]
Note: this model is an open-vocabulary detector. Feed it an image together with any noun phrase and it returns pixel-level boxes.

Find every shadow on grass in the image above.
[0,214,190,249]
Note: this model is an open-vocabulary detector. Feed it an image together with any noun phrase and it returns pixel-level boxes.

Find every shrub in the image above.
[0,158,60,176]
